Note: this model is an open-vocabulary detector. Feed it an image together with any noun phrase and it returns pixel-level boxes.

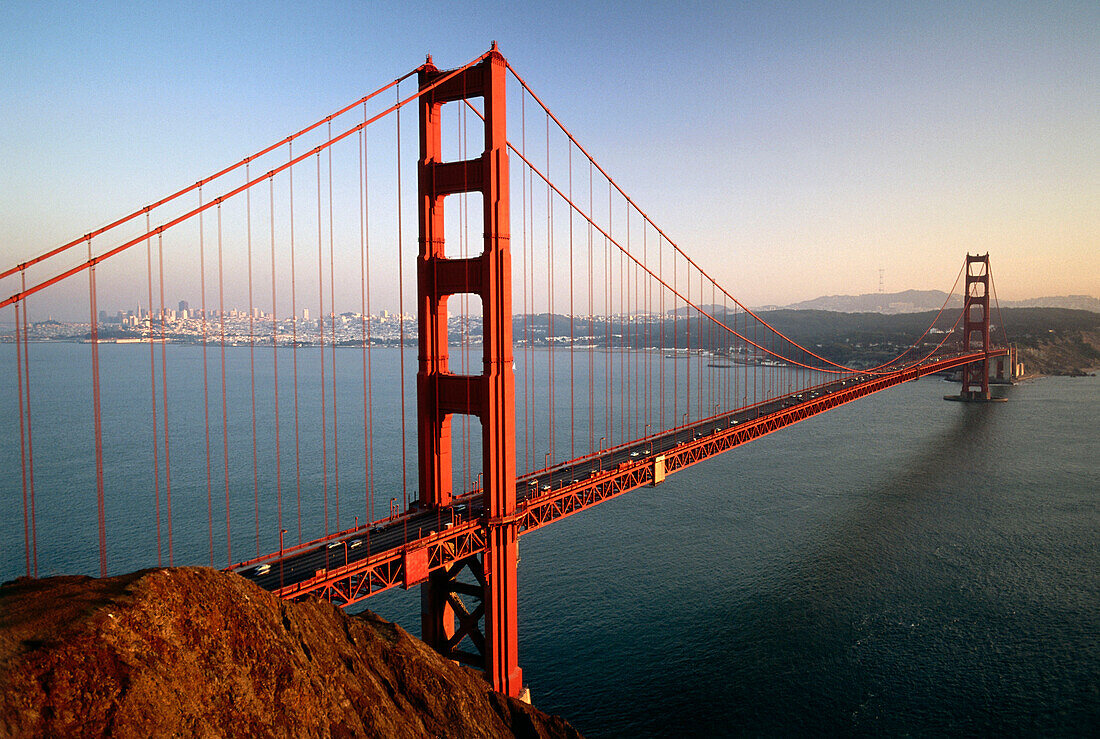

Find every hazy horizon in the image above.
[2,2,1097,317]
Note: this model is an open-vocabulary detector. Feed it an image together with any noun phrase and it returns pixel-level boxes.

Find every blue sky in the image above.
[1,1,1097,307]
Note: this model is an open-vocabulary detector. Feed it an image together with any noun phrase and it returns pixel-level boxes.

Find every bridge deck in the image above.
[229,350,1005,607]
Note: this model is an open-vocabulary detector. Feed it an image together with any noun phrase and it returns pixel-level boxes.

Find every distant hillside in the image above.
[757,307,1100,376]
[991,307,1100,376]
[756,291,1100,315]
[775,289,958,314]
[1001,295,1100,312]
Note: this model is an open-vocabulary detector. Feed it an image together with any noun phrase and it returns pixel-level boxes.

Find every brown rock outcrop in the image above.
[0,567,580,738]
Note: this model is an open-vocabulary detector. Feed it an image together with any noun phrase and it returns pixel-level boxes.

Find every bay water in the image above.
[1,343,1096,735]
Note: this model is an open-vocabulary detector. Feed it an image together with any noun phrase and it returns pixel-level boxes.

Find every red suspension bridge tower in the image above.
[958,253,992,401]
[415,45,523,698]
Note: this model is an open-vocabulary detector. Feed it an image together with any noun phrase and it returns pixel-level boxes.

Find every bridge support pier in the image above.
[416,45,523,698]
[946,254,1002,402]
[421,556,487,667]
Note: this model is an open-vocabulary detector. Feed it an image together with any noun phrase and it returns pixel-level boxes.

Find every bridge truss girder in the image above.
[268,350,1006,613]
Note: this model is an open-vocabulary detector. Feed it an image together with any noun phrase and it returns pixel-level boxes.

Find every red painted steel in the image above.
[416,44,522,698]
[270,518,488,604]
[961,254,992,399]
[261,350,1007,609]
[87,243,107,576]
[515,351,1003,535]
[14,302,30,576]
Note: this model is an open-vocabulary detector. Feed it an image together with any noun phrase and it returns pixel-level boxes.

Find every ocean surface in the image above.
[2,343,1097,735]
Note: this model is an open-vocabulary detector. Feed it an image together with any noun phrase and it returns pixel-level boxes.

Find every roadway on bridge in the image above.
[234,369,893,594]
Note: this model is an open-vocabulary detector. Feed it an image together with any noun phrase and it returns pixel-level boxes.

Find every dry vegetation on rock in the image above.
[0,567,580,739]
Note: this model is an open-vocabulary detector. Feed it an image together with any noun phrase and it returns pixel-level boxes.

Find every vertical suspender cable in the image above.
[624,209,630,441]
[526,154,535,467]
[459,189,467,499]
[520,91,530,474]
[754,316,759,406]
[990,270,1010,346]
[316,153,329,538]
[743,308,748,407]
[569,141,575,460]
[88,240,107,576]
[247,164,260,556]
[218,204,232,565]
[200,188,213,563]
[459,98,469,507]
[359,109,375,530]
[462,99,472,504]
[15,300,32,576]
[546,113,554,463]
[15,301,29,575]
[289,142,303,544]
[636,229,642,436]
[631,214,636,437]
[718,293,723,408]
[708,279,713,415]
[588,160,594,455]
[606,181,612,445]
[247,163,260,556]
[157,232,172,565]
[659,236,665,432]
[699,271,704,418]
[328,121,341,531]
[145,213,162,565]
[21,277,37,577]
[636,222,641,437]
[685,257,691,424]
[724,293,730,409]
[673,249,678,426]
[396,84,410,528]
[270,176,283,562]
[633,224,638,436]
[637,224,643,436]
[618,221,624,441]
[530,146,538,467]
[643,223,648,437]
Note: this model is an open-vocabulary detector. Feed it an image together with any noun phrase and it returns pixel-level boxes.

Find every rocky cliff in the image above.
[0,568,580,738]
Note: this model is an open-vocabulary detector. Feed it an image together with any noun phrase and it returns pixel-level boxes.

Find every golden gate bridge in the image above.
[1,45,1012,699]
